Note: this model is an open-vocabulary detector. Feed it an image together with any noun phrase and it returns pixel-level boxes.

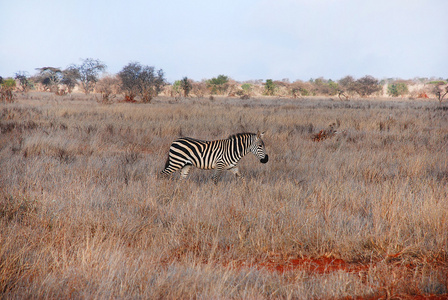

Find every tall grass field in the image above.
[1,93,447,299]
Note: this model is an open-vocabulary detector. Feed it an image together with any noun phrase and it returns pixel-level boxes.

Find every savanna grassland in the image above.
[1,92,447,299]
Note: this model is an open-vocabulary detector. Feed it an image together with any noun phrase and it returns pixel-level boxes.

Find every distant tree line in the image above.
[1,59,447,104]
[1,58,167,104]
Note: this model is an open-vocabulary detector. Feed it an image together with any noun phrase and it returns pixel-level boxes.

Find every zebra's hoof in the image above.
[260,155,269,164]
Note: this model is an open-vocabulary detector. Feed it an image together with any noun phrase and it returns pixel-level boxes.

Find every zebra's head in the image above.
[250,131,269,164]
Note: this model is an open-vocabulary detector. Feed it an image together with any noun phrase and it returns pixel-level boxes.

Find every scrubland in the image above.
[1,92,447,299]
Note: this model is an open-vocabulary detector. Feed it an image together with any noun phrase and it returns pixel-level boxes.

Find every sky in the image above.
[1,0,447,83]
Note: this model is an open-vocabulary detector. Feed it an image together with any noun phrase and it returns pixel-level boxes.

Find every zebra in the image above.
[160,131,269,184]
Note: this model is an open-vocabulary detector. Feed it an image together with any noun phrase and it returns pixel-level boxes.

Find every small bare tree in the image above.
[71,58,106,94]
[431,81,448,104]
[14,71,32,93]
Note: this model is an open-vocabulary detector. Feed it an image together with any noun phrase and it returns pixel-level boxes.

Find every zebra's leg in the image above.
[230,167,247,186]
[160,158,184,178]
[180,164,192,179]
[229,167,245,182]
[211,165,225,184]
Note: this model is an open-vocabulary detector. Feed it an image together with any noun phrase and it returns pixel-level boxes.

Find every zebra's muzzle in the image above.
[260,155,269,164]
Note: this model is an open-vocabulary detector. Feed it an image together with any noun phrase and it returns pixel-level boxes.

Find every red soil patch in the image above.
[232,254,448,299]
[243,254,369,274]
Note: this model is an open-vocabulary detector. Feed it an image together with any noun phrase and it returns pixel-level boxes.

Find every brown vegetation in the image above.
[1,93,447,299]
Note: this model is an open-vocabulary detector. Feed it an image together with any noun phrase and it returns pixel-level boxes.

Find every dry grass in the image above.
[1,92,447,299]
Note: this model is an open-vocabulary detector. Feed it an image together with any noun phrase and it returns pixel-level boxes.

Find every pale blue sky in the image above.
[1,0,447,83]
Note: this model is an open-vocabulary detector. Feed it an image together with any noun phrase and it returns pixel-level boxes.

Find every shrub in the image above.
[171,80,182,98]
[354,75,382,97]
[264,79,276,96]
[387,82,409,97]
[118,62,166,103]
[290,81,312,97]
[191,81,208,98]
[14,71,33,93]
[95,75,121,103]
[180,77,192,97]
[0,78,16,102]
[310,78,339,96]
[206,75,229,95]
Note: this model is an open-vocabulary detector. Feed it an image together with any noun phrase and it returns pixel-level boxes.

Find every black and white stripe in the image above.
[161,132,268,183]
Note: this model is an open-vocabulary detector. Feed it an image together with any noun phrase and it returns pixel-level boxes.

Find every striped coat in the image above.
[161,132,268,183]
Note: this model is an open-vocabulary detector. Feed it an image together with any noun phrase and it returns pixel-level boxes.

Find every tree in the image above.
[34,66,82,94]
[118,62,166,103]
[180,77,192,97]
[71,58,106,94]
[61,66,80,93]
[430,81,448,104]
[15,71,33,92]
[354,75,382,97]
[34,67,63,93]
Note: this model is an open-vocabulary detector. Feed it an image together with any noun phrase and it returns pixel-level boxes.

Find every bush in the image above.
[264,79,276,96]
[118,62,166,103]
[206,75,229,95]
[290,81,312,97]
[171,80,182,98]
[180,77,192,97]
[95,75,121,103]
[310,78,339,96]
[15,72,33,93]
[191,81,208,98]
[0,78,16,102]
[387,82,409,97]
[354,75,382,97]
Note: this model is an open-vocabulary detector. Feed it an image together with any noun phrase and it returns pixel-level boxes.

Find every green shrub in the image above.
[206,75,229,95]
[264,79,276,96]
[180,77,192,97]
[0,78,16,102]
[387,82,408,97]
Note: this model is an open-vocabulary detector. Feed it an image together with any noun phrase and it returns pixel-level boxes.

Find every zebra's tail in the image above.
[159,153,172,178]
[163,154,170,171]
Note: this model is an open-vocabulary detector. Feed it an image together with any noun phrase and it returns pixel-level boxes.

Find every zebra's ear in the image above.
[257,131,266,138]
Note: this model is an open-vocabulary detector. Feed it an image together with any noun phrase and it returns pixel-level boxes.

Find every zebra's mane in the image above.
[227,132,255,139]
